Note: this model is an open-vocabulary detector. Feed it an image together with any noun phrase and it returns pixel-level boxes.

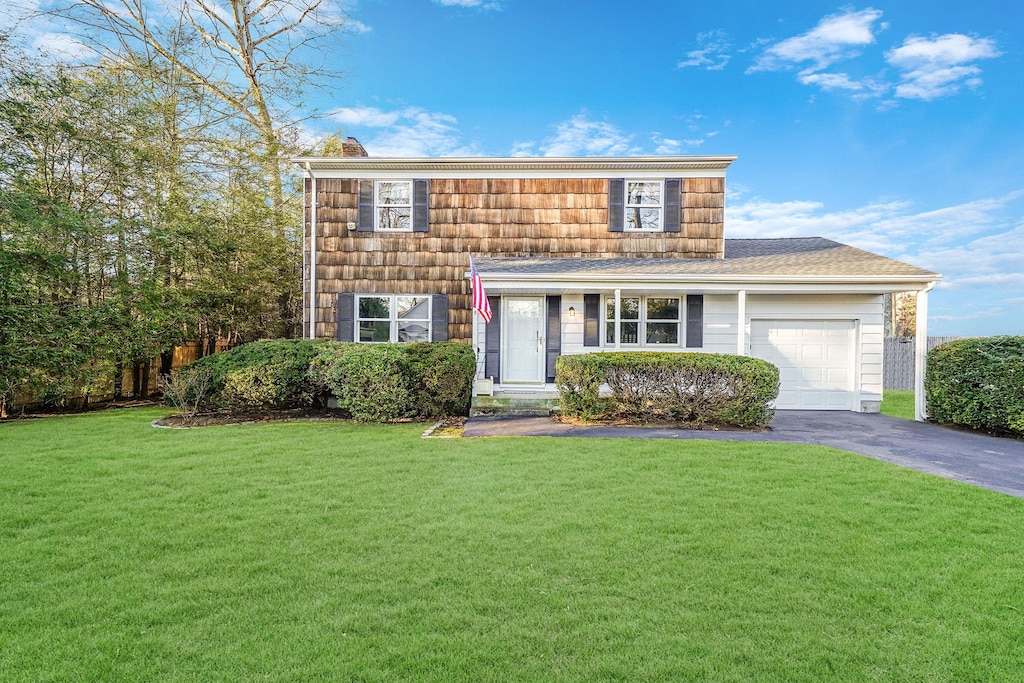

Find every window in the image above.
[625,180,663,231]
[605,296,682,346]
[357,294,431,342]
[375,181,412,231]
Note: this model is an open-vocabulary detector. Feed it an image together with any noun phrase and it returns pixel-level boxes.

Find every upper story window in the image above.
[608,178,678,233]
[625,181,663,232]
[375,181,412,231]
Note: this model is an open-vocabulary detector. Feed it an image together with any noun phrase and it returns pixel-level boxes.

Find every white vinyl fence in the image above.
[883,336,961,390]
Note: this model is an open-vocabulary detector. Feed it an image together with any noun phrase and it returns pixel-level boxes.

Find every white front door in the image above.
[503,297,545,383]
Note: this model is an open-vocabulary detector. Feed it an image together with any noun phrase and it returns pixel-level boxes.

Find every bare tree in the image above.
[47,0,350,215]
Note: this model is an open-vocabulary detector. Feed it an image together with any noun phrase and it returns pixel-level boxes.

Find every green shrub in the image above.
[926,336,1024,436]
[555,354,608,420]
[556,352,779,429]
[171,339,476,421]
[324,344,413,422]
[174,339,329,411]
[404,342,477,418]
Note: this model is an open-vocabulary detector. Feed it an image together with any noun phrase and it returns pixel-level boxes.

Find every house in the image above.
[294,139,940,420]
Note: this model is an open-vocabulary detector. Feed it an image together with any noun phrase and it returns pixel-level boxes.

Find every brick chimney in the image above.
[341,136,368,157]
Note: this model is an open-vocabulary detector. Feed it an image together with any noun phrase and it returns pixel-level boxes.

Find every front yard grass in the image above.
[881,390,916,420]
[2,408,1023,681]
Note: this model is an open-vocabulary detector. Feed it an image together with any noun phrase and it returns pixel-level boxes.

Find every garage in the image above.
[749,319,856,410]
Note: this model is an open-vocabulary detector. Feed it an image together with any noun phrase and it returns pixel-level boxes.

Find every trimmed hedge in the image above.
[926,336,1024,436]
[556,352,780,429]
[166,339,475,421]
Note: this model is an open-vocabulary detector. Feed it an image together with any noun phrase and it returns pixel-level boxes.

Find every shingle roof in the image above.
[475,238,938,280]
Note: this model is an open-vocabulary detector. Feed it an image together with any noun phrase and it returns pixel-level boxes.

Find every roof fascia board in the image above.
[472,272,941,286]
[480,281,936,295]
[291,156,737,179]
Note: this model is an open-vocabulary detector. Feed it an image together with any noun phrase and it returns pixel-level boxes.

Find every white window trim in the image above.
[356,294,432,343]
[604,295,683,347]
[374,180,414,232]
[624,179,664,233]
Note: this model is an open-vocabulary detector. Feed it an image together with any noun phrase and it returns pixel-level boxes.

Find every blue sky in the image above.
[317,0,1023,336]
[6,1,1022,335]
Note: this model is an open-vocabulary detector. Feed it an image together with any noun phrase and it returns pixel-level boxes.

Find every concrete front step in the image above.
[470,394,561,417]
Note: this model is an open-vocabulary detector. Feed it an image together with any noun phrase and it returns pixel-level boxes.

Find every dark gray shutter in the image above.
[431,294,448,341]
[412,179,429,232]
[357,180,374,232]
[608,178,624,232]
[686,295,703,348]
[664,178,681,233]
[336,293,354,342]
[484,295,501,381]
[584,294,600,347]
[546,296,561,383]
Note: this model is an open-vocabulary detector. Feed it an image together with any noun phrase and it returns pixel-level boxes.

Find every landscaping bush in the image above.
[554,354,607,420]
[323,344,413,422]
[172,339,330,411]
[926,336,1024,436]
[556,352,780,429]
[169,339,476,421]
[404,342,477,418]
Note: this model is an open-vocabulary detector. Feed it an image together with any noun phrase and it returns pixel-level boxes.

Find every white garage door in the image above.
[750,319,856,410]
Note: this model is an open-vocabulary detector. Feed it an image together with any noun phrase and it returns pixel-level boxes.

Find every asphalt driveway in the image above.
[463,411,1024,499]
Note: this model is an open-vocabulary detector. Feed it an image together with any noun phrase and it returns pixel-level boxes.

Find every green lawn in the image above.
[2,409,1023,681]
[881,390,916,420]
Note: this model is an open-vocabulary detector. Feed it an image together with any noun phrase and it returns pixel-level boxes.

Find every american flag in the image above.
[469,253,492,323]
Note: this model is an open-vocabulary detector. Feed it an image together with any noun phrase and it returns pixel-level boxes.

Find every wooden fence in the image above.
[883,336,961,390]
[9,339,234,413]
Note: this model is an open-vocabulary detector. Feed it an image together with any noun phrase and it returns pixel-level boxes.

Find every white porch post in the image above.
[914,283,935,421]
[614,289,621,350]
[736,290,747,355]
[305,162,317,340]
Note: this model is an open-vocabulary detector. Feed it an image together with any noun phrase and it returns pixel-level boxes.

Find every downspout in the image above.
[914,281,937,422]
[305,162,317,340]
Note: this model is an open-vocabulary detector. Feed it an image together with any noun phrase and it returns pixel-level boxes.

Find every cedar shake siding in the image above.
[305,176,726,343]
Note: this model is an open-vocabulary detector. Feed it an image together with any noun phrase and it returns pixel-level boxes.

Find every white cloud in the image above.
[509,140,536,157]
[434,0,501,9]
[347,19,372,34]
[749,8,883,73]
[327,106,401,127]
[798,71,864,91]
[678,30,731,71]
[30,32,96,61]
[886,34,1000,100]
[323,104,482,156]
[537,114,639,157]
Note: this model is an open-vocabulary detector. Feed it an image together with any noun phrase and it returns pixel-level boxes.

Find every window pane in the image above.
[647,297,679,320]
[646,323,679,345]
[358,296,390,319]
[621,298,640,319]
[377,181,411,205]
[397,296,429,320]
[606,322,615,344]
[378,207,411,230]
[398,321,429,342]
[620,321,639,344]
[606,300,616,320]
[626,207,661,231]
[359,321,391,342]
[626,181,660,205]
